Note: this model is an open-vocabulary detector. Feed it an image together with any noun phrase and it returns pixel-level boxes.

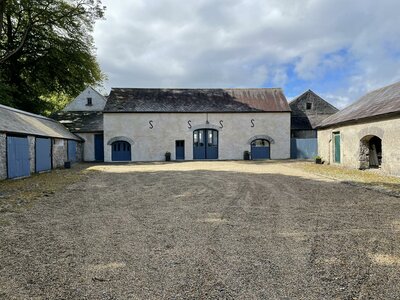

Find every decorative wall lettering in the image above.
[219,120,224,128]
[149,120,154,129]
[251,119,255,127]
[188,120,192,129]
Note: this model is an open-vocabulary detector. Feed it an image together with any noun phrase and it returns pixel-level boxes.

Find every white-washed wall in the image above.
[104,112,290,162]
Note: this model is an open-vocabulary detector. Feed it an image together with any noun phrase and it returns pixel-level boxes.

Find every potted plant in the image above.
[243,150,250,160]
[315,155,322,164]
[165,151,171,161]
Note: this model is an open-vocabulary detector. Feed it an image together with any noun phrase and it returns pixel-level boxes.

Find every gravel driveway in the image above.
[1,161,400,299]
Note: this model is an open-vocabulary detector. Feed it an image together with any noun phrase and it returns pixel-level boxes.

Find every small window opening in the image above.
[306,102,312,110]
[87,97,93,106]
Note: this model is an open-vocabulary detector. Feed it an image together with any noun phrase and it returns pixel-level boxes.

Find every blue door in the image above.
[68,140,77,162]
[112,141,131,161]
[7,136,30,179]
[193,129,218,159]
[36,137,52,172]
[251,139,270,160]
[290,138,318,159]
[176,140,185,160]
[94,134,104,161]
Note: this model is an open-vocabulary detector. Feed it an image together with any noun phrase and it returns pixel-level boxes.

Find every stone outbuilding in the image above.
[52,86,106,161]
[0,104,82,180]
[317,81,400,176]
[103,88,291,162]
[290,90,338,159]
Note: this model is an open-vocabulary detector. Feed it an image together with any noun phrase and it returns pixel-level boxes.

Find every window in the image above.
[306,102,312,110]
[86,97,93,106]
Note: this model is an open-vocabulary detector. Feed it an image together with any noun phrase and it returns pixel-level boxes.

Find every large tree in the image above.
[0,0,105,114]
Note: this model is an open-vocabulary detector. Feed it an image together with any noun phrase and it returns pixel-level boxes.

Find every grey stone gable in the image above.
[103,88,291,113]
[290,90,338,130]
[318,81,400,128]
[63,86,107,112]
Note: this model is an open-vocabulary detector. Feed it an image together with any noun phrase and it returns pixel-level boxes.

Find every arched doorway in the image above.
[251,139,270,160]
[359,135,382,169]
[111,141,131,161]
[193,129,218,159]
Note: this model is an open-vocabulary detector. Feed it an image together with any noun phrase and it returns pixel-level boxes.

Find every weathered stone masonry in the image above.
[0,133,6,180]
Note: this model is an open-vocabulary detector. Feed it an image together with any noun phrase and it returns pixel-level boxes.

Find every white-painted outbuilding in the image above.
[103,88,291,162]
[317,81,400,176]
[52,86,106,161]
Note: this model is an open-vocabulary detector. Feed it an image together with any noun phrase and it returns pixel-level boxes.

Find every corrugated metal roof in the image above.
[51,111,103,132]
[0,104,81,140]
[104,88,290,113]
[318,81,400,128]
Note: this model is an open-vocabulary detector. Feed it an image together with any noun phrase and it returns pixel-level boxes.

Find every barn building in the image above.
[290,90,338,159]
[0,104,82,180]
[52,86,106,161]
[317,81,400,176]
[103,88,291,162]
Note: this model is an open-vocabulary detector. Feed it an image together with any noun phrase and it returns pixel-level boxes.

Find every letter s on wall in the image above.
[188,120,192,129]
[149,120,154,129]
[251,119,255,127]
[219,120,223,128]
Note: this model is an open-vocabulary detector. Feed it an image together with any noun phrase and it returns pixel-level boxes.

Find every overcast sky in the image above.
[94,0,400,108]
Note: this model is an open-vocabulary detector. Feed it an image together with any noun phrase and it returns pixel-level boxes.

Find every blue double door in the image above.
[193,129,218,159]
[251,139,270,160]
[36,137,52,172]
[7,136,30,179]
[112,141,131,161]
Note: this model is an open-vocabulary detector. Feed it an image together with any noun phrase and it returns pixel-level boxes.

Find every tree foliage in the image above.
[0,0,105,114]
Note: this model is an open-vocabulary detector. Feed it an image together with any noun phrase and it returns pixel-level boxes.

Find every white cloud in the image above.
[94,0,400,107]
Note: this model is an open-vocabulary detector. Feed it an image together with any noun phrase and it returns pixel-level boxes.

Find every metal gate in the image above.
[290,138,317,159]
[251,139,270,160]
[36,137,52,172]
[94,134,104,161]
[193,129,218,159]
[175,140,185,160]
[111,141,131,161]
[68,140,77,162]
[7,136,30,179]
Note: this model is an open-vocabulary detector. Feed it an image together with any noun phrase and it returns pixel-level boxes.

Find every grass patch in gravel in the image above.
[0,163,93,212]
[293,162,400,196]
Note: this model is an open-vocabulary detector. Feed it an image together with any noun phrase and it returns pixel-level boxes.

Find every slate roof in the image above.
[104,88,290,113]
[51,111,103,132]
[318,81,400,128]
[0,104,81,140]
[290,90,338,130]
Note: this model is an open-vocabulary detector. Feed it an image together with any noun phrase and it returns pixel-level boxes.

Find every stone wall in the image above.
[76,141,83,162]
[28,136,35,174]
[104,112,291,162]
[76,133,95,161]
[0,133,6,180]
[52,138,67,168]
[318,116,400,176]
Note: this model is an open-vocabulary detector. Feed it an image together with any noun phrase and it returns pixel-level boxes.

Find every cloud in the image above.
[94,0,400,107]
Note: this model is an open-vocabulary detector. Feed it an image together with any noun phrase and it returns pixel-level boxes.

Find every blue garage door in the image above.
[68,140,77,162]
[94,134,104,161]
[251,139,270,160]
[290,138,318,159]
[7,136,30,179]
[112,141,131,161]
[36,137,52,172]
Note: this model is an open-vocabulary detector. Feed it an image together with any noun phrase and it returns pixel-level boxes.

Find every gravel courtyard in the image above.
[1,161,400,299]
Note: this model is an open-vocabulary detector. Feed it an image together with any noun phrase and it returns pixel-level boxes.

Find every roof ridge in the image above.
[0,104,56,122]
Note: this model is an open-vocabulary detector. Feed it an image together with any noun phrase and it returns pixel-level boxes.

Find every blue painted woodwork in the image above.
[251,139,270,160]
[175,140,185,160]
[193,129,218,159]
[112,141,131,161]
[68,140,77,162]
[36,138,52,172]
[290,138,318,159]
[334,133,341,163]
[94,134,104,161]
[7,136,30,179]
